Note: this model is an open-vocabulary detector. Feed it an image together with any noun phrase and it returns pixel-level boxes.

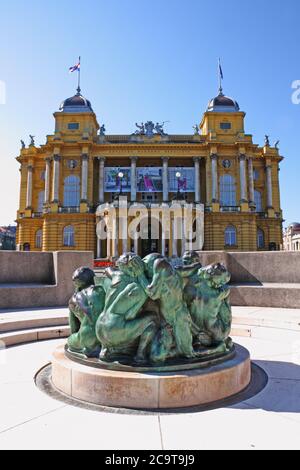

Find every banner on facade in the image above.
[136,168,163,193]
[104,168,131,192]
[168,168,195,192]
[104,167,195,193]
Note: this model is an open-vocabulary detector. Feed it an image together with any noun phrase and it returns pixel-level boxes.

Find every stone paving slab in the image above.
[0,309,299,449]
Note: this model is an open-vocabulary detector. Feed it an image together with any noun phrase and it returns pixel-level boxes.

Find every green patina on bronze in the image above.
[67,251,233,370]
[68,267,104,357]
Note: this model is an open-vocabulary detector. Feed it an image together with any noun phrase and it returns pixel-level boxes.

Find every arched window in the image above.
[63,176,80,207]
[225,225,237,247]
[38,191,45,213]
[35,229,43,249]
[63,226,75,247]
[220,175,236,207]
[257,228,265,249]
[254,190,262,212]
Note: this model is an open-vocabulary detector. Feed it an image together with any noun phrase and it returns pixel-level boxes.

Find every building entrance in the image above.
[141,224,159,258]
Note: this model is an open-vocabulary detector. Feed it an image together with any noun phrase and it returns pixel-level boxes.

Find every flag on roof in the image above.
[69,60,80,73]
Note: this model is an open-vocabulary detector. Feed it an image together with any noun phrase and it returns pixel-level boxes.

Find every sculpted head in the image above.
[182,251,201,266]
[142,253,164,279]
[199,263,231,287]
[72,267,95,291]
[116,253,145,277]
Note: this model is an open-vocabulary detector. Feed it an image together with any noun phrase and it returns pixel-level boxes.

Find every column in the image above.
[193,157,201,202]
[211,154,218,202]
[134,236,139,255]
[172,225,178,257]
[266,164,273,208]
[52,155,61,203]
[113,217,119,258]
[130,157,137,202]
[161,235,166,256]
[44,158,51,204]
[162,157,169,203]
[98,157,105,203]
[122,234,128,255]
[97,238,102,259]
[205,157,212,205]
[239,154,248,203]
[248,157,255,206]
[81,154,88,202]
[26,165,33,208]
[107,233,111,259]
[181,217,186,256]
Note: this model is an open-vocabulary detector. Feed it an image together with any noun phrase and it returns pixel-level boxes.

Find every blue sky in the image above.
[0,0,299,226]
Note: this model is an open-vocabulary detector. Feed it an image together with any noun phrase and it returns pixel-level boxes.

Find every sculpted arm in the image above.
[69,310,81,334]
[75,292,94,324]
[108,283,147,320]
[175,262,202,278]
[138,272,150,292]
[147,271,162,300]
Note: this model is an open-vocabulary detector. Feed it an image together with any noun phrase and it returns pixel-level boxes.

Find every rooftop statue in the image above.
[155,122,167,136]
[67,252,233,368]
[100,124,106,136]
[193,124,200,135]
[133,121,168,137]
[20,140,25,149]
[264,135,270,147]
[134,122,145,135]
[29,135,35,146]
[145,121,155,137]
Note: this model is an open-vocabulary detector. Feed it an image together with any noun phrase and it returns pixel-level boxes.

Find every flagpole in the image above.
[218,58,223,95]
[78,56,81,93]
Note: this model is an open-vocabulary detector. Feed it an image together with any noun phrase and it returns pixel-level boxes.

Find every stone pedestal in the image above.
[51,344,251,410]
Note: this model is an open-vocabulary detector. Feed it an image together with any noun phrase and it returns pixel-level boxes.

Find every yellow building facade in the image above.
[16,86,283,259]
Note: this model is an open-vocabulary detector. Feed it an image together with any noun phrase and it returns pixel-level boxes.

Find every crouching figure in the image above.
[190,263,232,349]
[95,253,159,364]
[68,267,105,357]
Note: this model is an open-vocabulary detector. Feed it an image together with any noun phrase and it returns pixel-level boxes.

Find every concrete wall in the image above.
[0,252,55,284]
[1,250,300,310]
[196,251,300,284]
[196,251,300,308]
[0,251,94,309]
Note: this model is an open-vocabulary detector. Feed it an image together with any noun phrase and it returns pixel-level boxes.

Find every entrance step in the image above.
[0,325,70,348]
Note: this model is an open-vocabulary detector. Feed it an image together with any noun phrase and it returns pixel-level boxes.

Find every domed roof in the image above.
[290,222,300,231]
[207,92,240,113]
[59,88,93,113]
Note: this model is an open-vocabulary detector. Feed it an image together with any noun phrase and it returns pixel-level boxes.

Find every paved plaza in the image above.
[0,306,300,450]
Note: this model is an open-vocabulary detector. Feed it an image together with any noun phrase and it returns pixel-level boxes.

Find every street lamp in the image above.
[118,171,124,195]
[176,171,182,200]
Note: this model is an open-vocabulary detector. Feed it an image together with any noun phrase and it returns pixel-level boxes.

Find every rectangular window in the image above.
[68,123,80,130]
[253,169,259,181]
[220,122,231,130]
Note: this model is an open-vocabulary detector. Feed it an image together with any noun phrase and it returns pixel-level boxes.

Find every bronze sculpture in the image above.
[68,267,104,357]
[67,252,233,368]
